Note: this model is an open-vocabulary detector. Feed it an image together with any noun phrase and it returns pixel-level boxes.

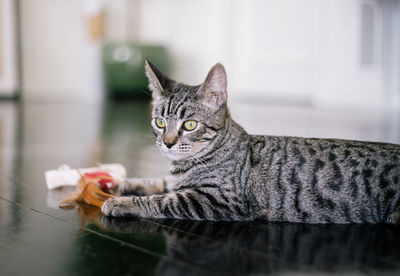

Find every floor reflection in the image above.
[97,213,400,275]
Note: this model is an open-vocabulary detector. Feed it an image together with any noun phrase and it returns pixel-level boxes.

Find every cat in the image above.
[102,60,400,224]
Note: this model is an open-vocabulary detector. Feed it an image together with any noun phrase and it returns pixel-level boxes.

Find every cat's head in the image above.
[145,60,228,161]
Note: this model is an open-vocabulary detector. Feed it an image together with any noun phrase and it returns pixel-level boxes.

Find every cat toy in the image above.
[45,164,126,209]
[58,171,116,209]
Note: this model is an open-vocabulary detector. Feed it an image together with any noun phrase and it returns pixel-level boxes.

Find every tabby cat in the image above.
[102,60,400,223]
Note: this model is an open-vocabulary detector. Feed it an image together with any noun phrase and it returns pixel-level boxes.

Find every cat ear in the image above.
[196,63,227,110]
[145,59,172,100]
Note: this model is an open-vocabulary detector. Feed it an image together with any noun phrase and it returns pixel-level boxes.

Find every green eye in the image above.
[183,120,198,131]
[155,118,166,128]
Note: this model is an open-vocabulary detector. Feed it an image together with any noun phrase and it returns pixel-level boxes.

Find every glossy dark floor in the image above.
[1,101,400,276]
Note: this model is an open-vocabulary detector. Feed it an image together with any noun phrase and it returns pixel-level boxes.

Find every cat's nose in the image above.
[163,134,178,149]
[164,141,176,149]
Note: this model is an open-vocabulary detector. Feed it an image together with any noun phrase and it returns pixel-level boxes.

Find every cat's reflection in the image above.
[101,216,400,275]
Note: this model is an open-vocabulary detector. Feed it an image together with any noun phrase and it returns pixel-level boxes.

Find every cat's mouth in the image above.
[165,151,186,160]
[163,150,190,161]
[159,144,193,161]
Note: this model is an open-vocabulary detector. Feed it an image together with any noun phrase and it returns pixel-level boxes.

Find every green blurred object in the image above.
[102,43,170,99]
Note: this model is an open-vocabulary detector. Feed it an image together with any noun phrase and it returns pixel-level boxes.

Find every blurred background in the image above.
[0,0,398,109]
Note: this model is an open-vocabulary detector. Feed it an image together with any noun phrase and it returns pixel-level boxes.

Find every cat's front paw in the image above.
[101,197,134,217]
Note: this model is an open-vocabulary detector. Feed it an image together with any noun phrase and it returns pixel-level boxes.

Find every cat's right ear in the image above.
[145,59,171,100]
[196,63,227,110]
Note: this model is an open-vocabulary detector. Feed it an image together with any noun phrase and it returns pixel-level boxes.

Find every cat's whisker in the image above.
[196,156,208,168]
[188,152,207,169]
[144,144,158,150]
[143,144,161,154]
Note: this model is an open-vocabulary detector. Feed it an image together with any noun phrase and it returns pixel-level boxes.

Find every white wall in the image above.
[314,0,384,110]
[20,0,103,103]
[228,0,317,102]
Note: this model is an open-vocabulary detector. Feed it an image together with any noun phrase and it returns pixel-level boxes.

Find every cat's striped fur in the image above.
[102,60,400,223]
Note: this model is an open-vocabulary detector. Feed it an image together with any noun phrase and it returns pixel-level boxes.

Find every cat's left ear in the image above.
[196,63,227,110]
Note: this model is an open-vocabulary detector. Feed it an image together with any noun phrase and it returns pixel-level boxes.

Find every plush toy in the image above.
[58,171,116,209]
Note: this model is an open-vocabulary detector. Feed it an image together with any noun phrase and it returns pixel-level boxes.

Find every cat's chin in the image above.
[163,151,188,161]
